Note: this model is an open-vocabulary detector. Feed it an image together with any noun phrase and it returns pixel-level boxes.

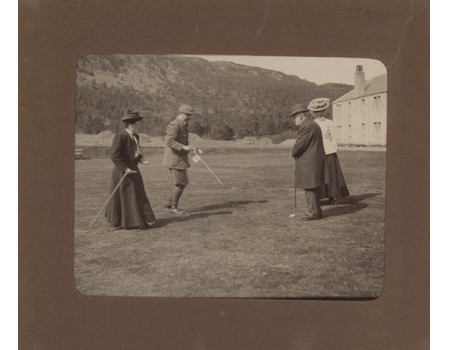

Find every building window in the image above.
[373,122,381,137]
[336,125,342,139]
[348,102,352,116]
[361,99,366,113]
[334,104,341,119]
[373,96,382,111]
[361,123,366,136]
[348,124,352,143]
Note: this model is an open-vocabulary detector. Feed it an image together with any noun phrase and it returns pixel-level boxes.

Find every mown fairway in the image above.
[75,149,385,298]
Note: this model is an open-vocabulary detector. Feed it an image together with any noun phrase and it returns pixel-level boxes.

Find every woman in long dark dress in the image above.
[105,110,157,229]
[308,97,350,205]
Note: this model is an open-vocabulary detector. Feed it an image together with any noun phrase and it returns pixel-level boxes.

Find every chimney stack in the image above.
[354,65,366,97]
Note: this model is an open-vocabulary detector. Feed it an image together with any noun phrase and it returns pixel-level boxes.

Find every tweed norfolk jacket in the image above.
[162,116,190,170]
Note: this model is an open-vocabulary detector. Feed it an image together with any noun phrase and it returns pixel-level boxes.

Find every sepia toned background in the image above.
[20,0,429,349]
[73,54,387,299]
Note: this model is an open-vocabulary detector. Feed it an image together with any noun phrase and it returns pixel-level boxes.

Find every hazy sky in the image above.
[192,55,386,85]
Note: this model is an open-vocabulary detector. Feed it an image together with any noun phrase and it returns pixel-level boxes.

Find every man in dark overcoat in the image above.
[289,103,329,220]
[162,104,197,215]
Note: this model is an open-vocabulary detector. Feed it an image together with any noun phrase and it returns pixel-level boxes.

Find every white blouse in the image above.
[315,117,338,155]
[125,127,142,158]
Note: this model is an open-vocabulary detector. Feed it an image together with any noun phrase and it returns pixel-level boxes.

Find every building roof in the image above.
[333,74,387,104]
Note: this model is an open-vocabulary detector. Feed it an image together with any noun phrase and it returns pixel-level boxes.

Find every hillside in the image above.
[76,55,352,139]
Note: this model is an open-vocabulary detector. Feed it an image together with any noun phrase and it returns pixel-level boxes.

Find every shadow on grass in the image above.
[321,192,382,218]
[343,192,382,204]
[155,210,233,227]
[322,202,368,218]
[323,192,382,218]
[186,199,269,213]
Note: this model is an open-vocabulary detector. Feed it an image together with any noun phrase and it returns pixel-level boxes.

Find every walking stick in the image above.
[89,172,129,228]
[192,150,225,186]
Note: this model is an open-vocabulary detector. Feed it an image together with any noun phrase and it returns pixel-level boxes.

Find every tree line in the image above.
[76,65,348,139]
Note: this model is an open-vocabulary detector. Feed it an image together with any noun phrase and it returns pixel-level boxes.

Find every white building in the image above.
[332,65,387,146]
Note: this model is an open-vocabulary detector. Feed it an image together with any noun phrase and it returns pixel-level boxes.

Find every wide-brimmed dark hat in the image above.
[122,109,143,122]
[179,104,195,115]
[308,97,330,112]
[287,103,310,118]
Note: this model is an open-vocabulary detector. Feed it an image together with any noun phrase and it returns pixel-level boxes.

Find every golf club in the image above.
[289,187,297,218]
[192,149,225,186]
[289,159,297,218]
[89,172,130,228]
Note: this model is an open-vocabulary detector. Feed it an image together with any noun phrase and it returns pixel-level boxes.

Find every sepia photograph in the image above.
[74,54,387,298]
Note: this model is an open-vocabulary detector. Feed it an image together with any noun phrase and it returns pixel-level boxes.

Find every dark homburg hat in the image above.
[122,109,143,122]
[287,103,310,118]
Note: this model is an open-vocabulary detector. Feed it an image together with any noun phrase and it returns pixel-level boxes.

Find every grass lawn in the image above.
[75,149,385,298]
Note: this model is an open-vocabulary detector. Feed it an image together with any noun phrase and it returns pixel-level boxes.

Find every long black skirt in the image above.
[105,167,156,229]
[320,153,350,199]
